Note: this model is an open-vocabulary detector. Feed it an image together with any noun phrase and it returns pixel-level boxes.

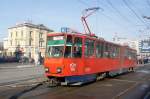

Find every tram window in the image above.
[64,46,72,58]
[64,35,73,58]
[96,42,103,58]
[46,46,63,58]
[133,52,137,59]
[125,50,128,58]
[130,51,136,59]
[73,37,82,58]
[66,35,72,44]
[111,46,119,58]
[125,49,132,59]
[115,47,120,58]
[84,39,94,57]
[108,45,114,58]
[104,44,110,58]
[109,46,113,58]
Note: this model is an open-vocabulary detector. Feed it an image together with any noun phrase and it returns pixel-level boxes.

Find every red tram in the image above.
[44,32,137,85]
[44,7,137,85]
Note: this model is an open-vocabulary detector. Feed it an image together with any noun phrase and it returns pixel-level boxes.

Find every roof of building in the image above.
[8,22,54,32]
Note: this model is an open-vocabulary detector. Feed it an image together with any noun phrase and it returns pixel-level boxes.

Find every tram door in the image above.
[84,39,95,73]
[65,35,83,74]
[119,46,125,73]
[72,37,83,74]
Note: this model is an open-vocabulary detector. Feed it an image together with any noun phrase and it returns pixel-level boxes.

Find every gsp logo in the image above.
[70,63,77,72]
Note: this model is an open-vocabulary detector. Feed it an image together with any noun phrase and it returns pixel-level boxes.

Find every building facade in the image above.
[113,35,139,54]
[139,38,150,58]
[0,42,3,56]
[4,22,53,60]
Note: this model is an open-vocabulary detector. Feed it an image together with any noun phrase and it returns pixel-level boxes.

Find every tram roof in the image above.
[47,32,136,51]
[47,32,104,40]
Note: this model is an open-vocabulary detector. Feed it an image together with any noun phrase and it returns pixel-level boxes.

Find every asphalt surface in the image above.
[0,63,45,85]
[0,64,150,99]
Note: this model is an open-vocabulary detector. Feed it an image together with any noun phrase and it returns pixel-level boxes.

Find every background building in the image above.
[139,38,150,58]
[4,22,53,60]
[113,33,139,53]
[0,42,3,56]
[112,33,150,59]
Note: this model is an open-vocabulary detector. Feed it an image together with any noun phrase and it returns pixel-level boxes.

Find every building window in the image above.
[29,31,33,37]
[21,31,23,37]
[29,31,33,46]
[29,39,32,46]
[39,41,43,47]
[11,32,13,38]
[39,33,43,38]
[16,31,18,37]
[10,40,12,46]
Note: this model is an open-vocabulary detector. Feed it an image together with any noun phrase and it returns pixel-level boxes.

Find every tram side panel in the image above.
[121,46,136,68]
[83,57,121,75]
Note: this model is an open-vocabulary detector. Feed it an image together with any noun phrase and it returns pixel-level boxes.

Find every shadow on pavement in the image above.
[9,83,43,99]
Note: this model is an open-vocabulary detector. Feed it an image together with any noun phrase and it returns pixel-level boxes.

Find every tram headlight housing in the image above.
[45,67,49,72]
[57,67,62,73]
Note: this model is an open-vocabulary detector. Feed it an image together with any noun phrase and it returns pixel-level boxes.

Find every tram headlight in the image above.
[45,67,49,72]
[57,67,62,73]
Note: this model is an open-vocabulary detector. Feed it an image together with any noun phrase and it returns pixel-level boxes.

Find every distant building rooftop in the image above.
[8,22,53,32]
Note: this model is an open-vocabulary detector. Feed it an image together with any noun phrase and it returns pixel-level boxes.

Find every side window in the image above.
[125,49,131,59]
[96,42,103,58]
[64,46,72,58]
[109,45,113,58]
[104,44,109,58]
[115,47,120,58]
[66,35,72,44]
[125,49,127,57]
[130,50,136,59]
[84,39,95,57]
[111,46,120,58]
[73,37,82,58]
[64,35,73,58]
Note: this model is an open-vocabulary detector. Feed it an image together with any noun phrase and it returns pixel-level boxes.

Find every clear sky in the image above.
[0,0,150,41]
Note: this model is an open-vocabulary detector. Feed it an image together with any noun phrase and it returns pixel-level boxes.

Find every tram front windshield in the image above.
[46,35,82,58]
[46,36,65,58]
[47,46,64,58]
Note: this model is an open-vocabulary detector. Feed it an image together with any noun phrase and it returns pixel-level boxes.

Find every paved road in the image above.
[0,64,150,99]
[0,63,45,85]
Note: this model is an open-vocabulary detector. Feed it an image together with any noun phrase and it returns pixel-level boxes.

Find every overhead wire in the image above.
[77,0,129,30]
[122,0,147,27]
[106,0,134,25]
[97,0,137,28]
[146,0,150,7]
[127,0,150,26]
